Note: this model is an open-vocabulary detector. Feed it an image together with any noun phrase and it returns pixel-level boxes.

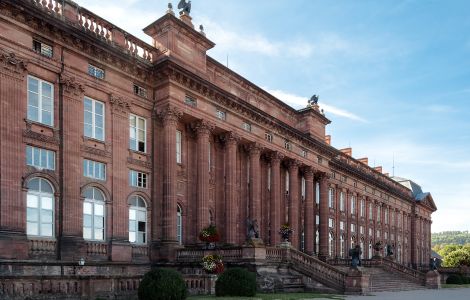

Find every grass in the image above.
[442,283,470,288]
[189,293,344,300]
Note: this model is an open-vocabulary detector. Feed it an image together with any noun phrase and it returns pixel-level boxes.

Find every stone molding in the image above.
[109,93,131,116]
[60,76,85,97]
[158,105,183,126]
[80,144,112,158]
[0,47,28,76]
[192,120,215,136]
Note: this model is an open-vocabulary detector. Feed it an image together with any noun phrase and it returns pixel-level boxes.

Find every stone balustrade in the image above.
[29,0,63,16]
[28,239,56,255]
[132,245,148,257]
[381,258,426,284]
[124,34,155,62]
[86,242,108,256]
[77,8,113,43]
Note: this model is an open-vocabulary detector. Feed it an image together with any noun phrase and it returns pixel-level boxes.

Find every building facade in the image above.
[0,0,436,292]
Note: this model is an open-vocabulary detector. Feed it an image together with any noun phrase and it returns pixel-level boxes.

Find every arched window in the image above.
[177,204,183,245]
[27,178,54,237]
[83,187,105,241]
[129,196,147,244]
[360,238,364,258]
[368,240,373,259]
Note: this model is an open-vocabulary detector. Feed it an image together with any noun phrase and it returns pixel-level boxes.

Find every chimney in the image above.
[340,147,352,157]
[358,157,369,165]
[325,135,331,145]
[374,166,383,173]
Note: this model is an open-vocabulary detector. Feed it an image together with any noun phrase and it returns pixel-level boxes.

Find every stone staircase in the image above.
[367,267,425,292]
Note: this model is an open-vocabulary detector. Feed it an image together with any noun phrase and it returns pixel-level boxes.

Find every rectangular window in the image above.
[88,64,105,79]
[84,97,105,141]
[83,201,105,241]
[316,215,320,225]
[369,228,372,236]
[129,114,146,152]
[385,208,389,224]
[315,182,320,204]
[176,130,182,164]
[369,203,373,220]
[26,146,55,170]
[33,40,53,58]
[284,140,292,150]
[129,207,147,244]
[340,221,345,230]
[328,188,334,208]
[329,218,334,228]
[376,230,381,238]
[83,159,106,180]
[301,149,307,158]
[129,170,148,188]
[350,196,356,214]
[216,109,226,120]
[242,122,252,132]
[267,167,271,191]
[184,95,197,107]
[360,199,365,217]
[265,132,273,143]
[27,76,54,126]
[360,226,364,234]
[301,177,306,199]
[351,224,356,233]
[133,84,147,98]
[377,206,381,222]
[340,192,345,211]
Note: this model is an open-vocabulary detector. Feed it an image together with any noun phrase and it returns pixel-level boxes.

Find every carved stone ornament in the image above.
[0,48,28,75]
[109,94,131,114]
[158,105,183,126]
[268,151,284,163]
[222,131,241,146]
[192,120,215,136]
[247,142,263,156]
[60,76,85,97]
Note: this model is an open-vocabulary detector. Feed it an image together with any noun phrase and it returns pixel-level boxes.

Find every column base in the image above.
[426,270,441,289]
[0,230,28,259]
[345,267,370,295]
[59,236,86,261]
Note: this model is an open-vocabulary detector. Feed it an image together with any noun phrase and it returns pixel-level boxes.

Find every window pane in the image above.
[94,216,104,228]
[48,151,55,170]
[95,204,104,216]
[139,232,146,244]
[27,194,39,208]
[84,124,93,138]
[28,77,39,91]
[95,127,104,141]
[95,102,103,115]
[84,215,92,227]
[129,232,136,243]
[83,227,92,239]
[28,106,39,122]
[129,220,136,231]
[41,224,53,236]
[27,222,38,235]
[26,146,33,165]
[42,82,52,98]
[40,180,53,194]
[27,208,38,222]
[84,98,92,111]
[138,141,145,152]
[138,221,146,232]
[94,229,103,240]
[138,118,145,130]
[95,115,103,128]
[42,111,52,126]
[137,210,146,221]
[28,92,39,108]
[40,150,48,168]
[83,202,92,215]
[129,209,136,220]
[130,115,136,127]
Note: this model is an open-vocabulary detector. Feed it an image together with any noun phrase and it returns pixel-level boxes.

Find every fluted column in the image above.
[288,160,300,248]
[318,173,330,260]
[194,120,215,237]
[160,105,182,243]
[224,132,239,244]
[269,152,284,245]
[304,167,315,255]
[248,143,262,238]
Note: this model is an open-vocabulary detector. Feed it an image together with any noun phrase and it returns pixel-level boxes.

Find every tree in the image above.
[442,248,470,267]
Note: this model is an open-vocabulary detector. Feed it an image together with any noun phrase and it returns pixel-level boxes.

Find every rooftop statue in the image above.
[308,94,319,106]
[178,0,191,15]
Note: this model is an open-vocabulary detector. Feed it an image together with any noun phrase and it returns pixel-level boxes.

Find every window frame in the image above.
[83,159,106,181]
[33,39,53,58]
[129,114,147,153]
[129,196,147,245]
[88,64,105,79]
[129,170,148,189]
[84,97,105,141]
[26,178,54,238]
[176,130,182,164]
[26,145,55,170]
[177,205,183,245]
[83,188,106,241]
[216,109,226,121]
[133,84,147,98]
[27,75,54,126]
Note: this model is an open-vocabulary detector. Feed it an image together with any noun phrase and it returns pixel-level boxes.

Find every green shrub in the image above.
[446,274,463,284]
[462,276,470,284]
[138,268,187,300]
[215,267,256,297]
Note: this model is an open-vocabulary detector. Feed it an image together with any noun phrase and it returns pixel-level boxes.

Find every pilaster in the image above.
[223,132,239,244]
[269,152,283,245]
[318,173,329,261]
[303,167,315,255]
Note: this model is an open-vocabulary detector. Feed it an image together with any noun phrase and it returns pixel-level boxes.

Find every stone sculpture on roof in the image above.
[178,0,191,14]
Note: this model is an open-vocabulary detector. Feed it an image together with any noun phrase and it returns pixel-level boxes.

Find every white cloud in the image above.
[265,89,367,123]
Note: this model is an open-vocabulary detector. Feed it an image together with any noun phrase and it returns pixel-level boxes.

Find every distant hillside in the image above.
[432,231,470,247]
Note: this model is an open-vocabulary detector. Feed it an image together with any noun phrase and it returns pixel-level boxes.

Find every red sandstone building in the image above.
[0,0,437,298]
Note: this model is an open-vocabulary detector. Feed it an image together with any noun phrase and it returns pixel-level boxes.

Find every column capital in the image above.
[192,120,215,136]
[287,159,301,171]
[268,151,284,164]
[316,171,329,181]
[109,93,131,115]
[222,131,240,146]
[60,76,86,97]
[303,166,315,180]
[159,104,183,126]
[0,48,29,76]
[247,142,263,156]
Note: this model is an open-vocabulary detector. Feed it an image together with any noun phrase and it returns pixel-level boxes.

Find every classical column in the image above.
[224,132,239,244]
[288,160,300,248]
[194,120,215,237]
[269,152,284,245]
[318,173,330,260]
[57,76,86,260]
[159,105,182,243]
[0,50,29,259]
[303,167,315,255]
[248,143,262,238]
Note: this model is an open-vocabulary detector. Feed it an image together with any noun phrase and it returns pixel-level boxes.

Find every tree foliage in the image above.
[432,231,470,247]
[436,244,470,267]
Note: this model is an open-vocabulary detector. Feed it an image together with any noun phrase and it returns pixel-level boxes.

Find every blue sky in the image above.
[74,0,470,233]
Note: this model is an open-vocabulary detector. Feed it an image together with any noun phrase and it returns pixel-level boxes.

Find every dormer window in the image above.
[284,140,292,150]
[216,109,226,121]
[133,84,147,98]
[265,132,273,143]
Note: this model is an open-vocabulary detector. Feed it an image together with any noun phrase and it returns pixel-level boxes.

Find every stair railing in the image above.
[380,258,426,285]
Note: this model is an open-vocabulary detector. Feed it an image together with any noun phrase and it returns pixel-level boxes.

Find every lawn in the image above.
[189,293,344,300]
[442,283,470,288]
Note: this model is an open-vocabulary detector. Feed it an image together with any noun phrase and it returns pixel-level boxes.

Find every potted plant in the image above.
[373,241,383,258]
[199,224,220,243]
[279,223,294,242]
[202,254,224,274]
